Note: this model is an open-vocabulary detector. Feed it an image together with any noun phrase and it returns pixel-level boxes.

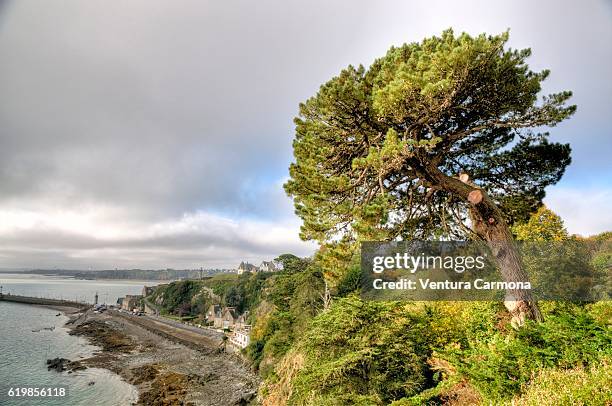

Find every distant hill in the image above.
[0,268,231,280]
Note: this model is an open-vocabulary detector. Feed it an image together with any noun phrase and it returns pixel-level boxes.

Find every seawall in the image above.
[0,293,88,309]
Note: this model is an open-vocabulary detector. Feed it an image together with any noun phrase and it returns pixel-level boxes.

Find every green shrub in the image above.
[587,301,612,326]
[510,359,611,405]
[441,305,611,401]
[335,264,362,296]
[287,296,436,405]
[245,266,325,376]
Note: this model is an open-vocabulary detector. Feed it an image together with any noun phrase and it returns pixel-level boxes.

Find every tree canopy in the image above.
[285,30,574,283]
[512,205,568,242]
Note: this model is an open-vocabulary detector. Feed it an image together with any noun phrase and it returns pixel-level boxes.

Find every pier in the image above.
[0,293,89,309]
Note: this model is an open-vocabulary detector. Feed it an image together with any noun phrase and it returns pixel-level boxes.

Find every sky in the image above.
[0,0,610,269]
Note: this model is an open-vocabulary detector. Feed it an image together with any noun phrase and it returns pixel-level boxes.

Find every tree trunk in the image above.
[425,167,543,325]
[468,198,543,325]
[321,279,332,311]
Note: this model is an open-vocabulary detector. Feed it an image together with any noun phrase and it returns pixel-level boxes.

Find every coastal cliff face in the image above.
[147,273,273,321]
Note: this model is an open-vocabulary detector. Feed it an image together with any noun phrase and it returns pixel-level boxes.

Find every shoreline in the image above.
[60,308,259,405]
[0,300,140,405]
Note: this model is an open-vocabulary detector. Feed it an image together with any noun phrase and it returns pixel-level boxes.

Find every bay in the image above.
[0,274,164,405]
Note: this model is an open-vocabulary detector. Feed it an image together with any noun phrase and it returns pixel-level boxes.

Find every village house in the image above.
[259,260,283,272]
[205,303,251,333]
[235,311,250,329]
[230,325,251,349]
[236,261,258,275]
[222,307,238,329]
[206,304,223,328]
[121,295,143,312]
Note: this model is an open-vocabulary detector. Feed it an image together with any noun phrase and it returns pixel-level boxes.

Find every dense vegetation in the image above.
[150,216,610,404]
[256,240,610,404]
[257,211,609,405]
[248,263,325,376]
[262,300,610,405]
[148,254,320,322]
[149,273,269,320]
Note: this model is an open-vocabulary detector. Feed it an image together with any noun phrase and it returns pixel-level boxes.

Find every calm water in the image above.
[0,273,160,305]
[0,274,162,405]
[0,301,137,405]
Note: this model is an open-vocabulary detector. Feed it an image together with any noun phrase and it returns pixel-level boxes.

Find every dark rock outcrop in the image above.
[46,358,70,372]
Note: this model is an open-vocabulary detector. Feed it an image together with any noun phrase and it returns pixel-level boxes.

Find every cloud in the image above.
[545,186,612,237]
[0,0,609,268]
[0,207,316,269]
[0,0,376,217]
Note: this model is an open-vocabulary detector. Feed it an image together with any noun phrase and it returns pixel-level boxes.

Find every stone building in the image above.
[235,311,250,330]
[121,295,142,312]
[222,307,238,329]
[236,261,258,275]
[206,304,223,328]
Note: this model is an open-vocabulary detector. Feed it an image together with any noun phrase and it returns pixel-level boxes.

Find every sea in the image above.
[0,273,162,406]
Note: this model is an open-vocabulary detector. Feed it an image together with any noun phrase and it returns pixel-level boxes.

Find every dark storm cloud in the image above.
[0,0,610,268]
[0,0,373,218]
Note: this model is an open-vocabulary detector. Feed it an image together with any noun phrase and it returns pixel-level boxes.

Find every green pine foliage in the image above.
[285,29,575,284]
[287,298,437,404]
[263,299,611,405]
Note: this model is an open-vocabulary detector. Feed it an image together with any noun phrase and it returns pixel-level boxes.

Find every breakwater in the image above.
[0,293,89,309]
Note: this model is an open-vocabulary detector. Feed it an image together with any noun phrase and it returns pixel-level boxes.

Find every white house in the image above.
[230,326,251,349]
[259,260,283,272]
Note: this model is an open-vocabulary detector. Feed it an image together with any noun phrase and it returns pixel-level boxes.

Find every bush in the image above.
[510,359,611,405]
[335,264,362,296]
[246,266,325,376]
[159,280,202,313]
[441,304,611,401]
[286,296,436,405]
[262,295,611,405]
[587,301,612,326]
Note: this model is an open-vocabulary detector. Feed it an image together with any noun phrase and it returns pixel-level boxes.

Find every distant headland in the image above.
[0,268,230,281]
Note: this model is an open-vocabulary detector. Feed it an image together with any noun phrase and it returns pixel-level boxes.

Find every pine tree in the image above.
[285,30,575,323]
